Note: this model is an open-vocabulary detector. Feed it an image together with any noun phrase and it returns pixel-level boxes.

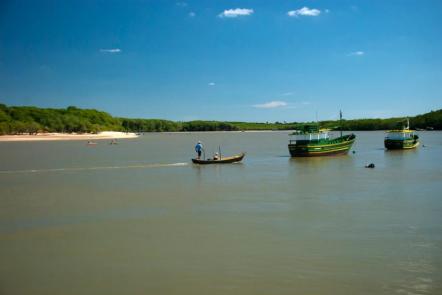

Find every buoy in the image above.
[365,163,375,168]
[352,150,356,154]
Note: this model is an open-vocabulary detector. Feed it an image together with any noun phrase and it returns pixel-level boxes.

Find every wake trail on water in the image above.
[0,162,189,174]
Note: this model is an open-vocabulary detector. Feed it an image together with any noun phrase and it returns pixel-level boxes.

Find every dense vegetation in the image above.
[0,104,122,134]
[119,119,240,132]
[229,121,300,130]
[320,109,442,131]
[0,103,441,135]
[0,104,240,134]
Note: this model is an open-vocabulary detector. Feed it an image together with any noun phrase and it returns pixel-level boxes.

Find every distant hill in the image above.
[0,103,441,135]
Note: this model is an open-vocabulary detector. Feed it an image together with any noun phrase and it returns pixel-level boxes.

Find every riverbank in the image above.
[0,131,139,142]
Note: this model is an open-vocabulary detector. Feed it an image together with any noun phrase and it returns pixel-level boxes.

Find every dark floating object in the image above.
[352,150,356,154]
[365,163,375,168]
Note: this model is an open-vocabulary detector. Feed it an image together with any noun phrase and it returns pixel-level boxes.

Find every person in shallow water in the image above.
[195,141,203,159]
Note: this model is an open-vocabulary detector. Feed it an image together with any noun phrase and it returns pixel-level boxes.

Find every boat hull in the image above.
[288,134,356,157]
[192,153,245,164]
[384,139,419,150]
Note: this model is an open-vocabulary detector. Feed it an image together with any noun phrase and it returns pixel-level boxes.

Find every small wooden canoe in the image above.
[192,153,245,164]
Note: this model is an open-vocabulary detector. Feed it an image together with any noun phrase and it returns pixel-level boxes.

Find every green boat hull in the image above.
[384,138,419,150]
[288,134,356,157]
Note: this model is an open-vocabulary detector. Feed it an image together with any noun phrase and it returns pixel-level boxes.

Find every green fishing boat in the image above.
[384,119,419,150]
[288,111,356,157]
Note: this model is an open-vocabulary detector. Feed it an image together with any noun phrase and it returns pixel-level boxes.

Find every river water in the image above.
[0,131,441,295]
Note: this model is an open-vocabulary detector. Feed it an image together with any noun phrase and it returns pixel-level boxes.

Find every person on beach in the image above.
[195,141,203,159]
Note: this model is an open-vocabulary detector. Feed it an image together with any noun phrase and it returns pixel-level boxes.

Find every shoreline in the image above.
[0,131,139,142]
[0,130,435,142]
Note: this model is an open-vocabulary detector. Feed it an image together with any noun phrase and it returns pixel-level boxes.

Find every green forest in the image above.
[0,103,441,135]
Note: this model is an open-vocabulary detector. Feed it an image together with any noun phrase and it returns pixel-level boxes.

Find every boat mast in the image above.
[340,110,343,137]
[315,111,320,140]
[316,110,319,130]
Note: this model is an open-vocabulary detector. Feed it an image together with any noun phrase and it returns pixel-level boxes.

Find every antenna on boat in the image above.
[315,111,319,130]
[340,110,343,137]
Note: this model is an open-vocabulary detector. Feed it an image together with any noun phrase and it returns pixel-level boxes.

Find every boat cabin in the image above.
[385,130,416,140]
[289,125,331,144]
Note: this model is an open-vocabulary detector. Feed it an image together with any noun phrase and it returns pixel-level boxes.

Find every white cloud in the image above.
[208,82,215,86]
[100,48,121,53]
[288,7,321,17]
[188,11,196,17]
[218,8,254,18]
[253,101,287,109]
[176,2,187,7]
[349,51,365,56]
[282,91,294,96]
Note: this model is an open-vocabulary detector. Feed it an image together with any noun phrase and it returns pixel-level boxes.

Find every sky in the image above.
[0,0,441,122]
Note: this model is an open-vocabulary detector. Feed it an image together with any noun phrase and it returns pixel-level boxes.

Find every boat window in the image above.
[386,132,413,139]
[292,132,329,141]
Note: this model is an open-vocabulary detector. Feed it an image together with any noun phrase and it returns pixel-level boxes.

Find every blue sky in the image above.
[0,0,441,122]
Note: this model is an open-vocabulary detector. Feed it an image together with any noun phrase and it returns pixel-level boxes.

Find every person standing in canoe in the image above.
[195,141,203,159]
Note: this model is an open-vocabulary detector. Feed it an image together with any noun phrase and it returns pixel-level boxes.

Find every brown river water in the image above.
[0,131,441,295]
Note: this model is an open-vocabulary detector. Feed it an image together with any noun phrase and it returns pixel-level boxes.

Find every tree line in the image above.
[0,103,441,135]
[320,110,442,131]
[0,104,241,134]
[0,105,122,134]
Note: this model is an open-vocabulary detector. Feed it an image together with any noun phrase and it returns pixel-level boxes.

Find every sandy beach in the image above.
[0,131,139,142]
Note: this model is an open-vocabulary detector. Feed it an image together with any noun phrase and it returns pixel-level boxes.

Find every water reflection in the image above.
[289,154,355,169]
[191,162,246,188]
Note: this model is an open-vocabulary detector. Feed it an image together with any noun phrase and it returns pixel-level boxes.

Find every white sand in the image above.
[0,131,139,142]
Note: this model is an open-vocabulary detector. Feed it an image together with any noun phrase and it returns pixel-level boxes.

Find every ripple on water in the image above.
[397,260,435,274]
[392,262,436,294]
